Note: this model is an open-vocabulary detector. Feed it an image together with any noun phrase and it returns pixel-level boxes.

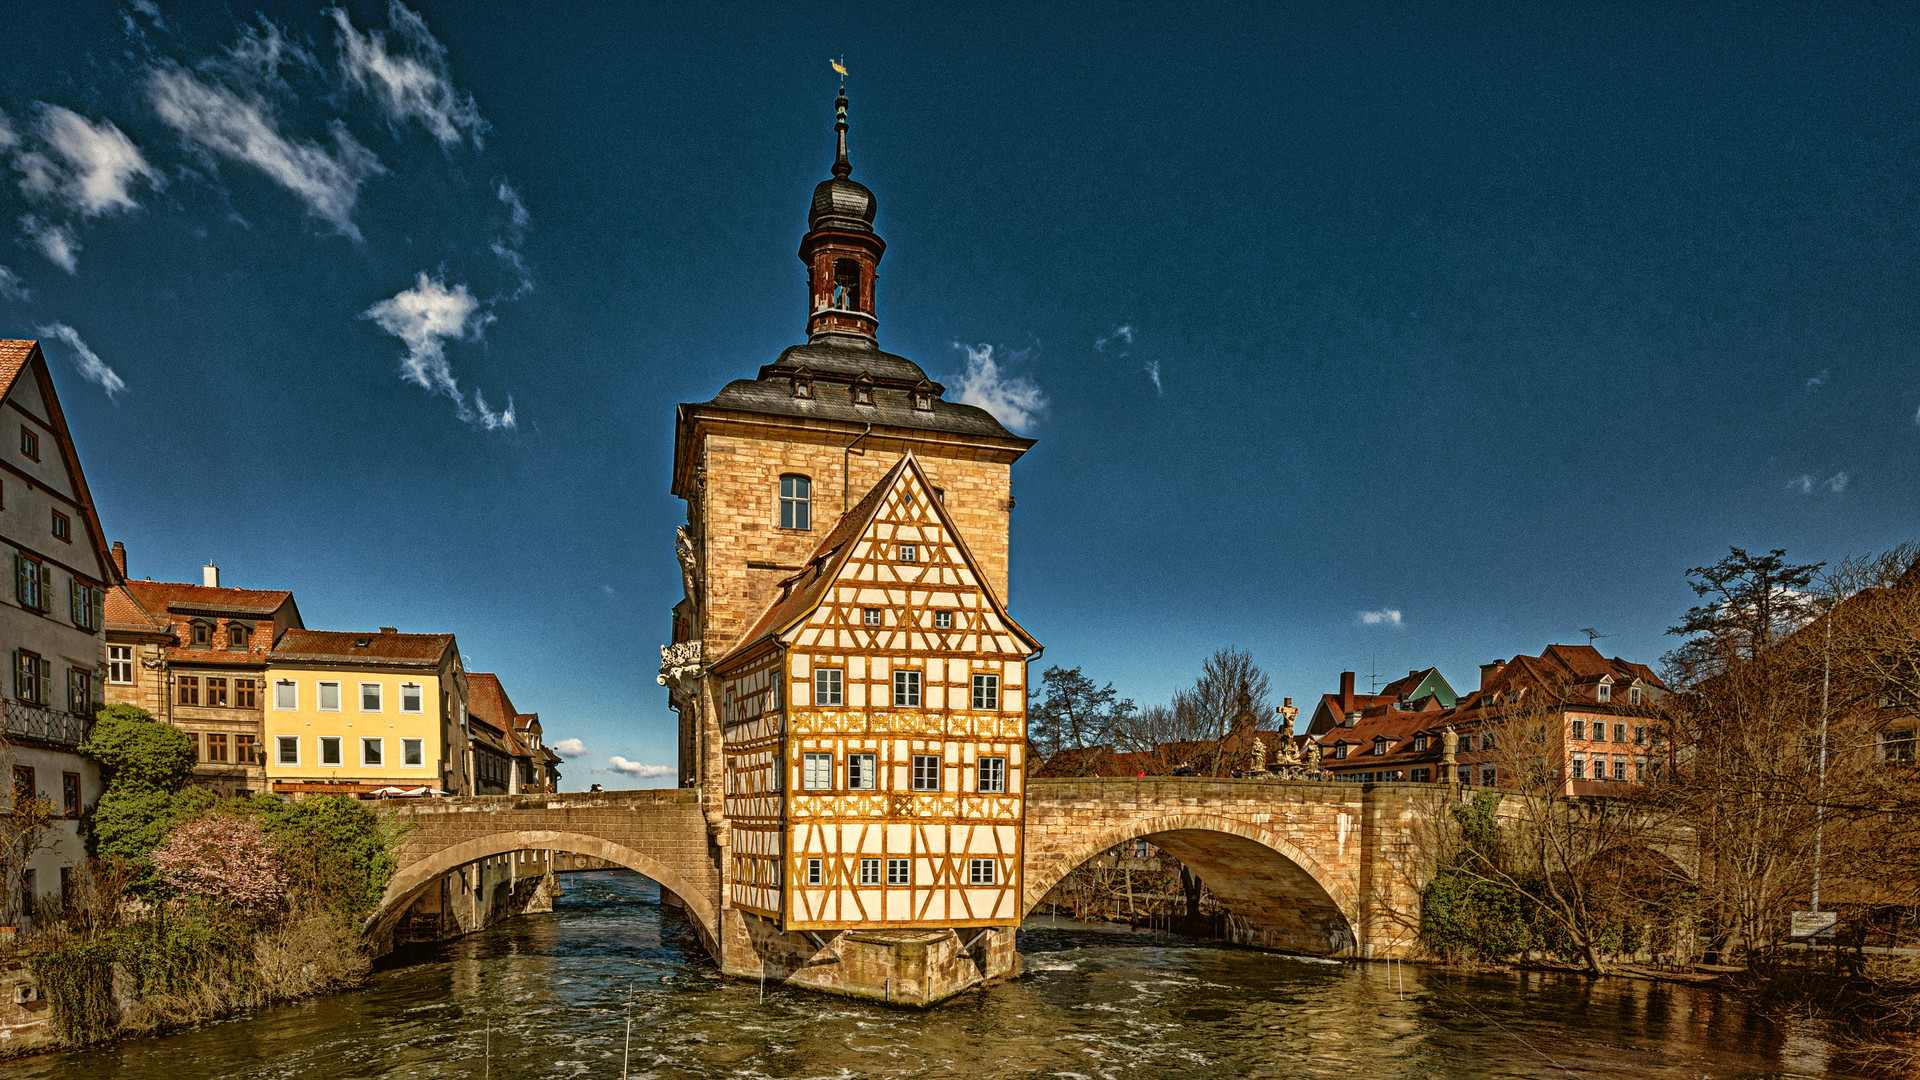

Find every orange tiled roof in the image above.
[105,584,168,633]
[124,579,293,617]
[270,629,453,667]
[466,673,530,756]
[0,340,34,397]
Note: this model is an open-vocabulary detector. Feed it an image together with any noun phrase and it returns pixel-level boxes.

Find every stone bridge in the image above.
[370,779,1458,967]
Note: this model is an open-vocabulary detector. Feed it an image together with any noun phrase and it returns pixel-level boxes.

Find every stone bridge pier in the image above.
[1024,778,1442,959]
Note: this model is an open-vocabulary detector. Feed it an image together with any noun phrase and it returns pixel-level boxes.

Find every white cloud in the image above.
[130,0,167,30]
[0,110,17,151]
[13,105,161,218]
[489,182,534,299]
[1358,609,1403,627]
[497,181,529,228]
[550,737,585,759]
[19,215,78,273]
[330,2,486,148]
[35,323,127,399]
[147,63,384,240]
[1095,324,1133,353]
[1788,474,1814,494]
[0,265,29,301]
[607,757,673,778]
[1805,369,1829,391]
[1144,360,1163,395]
[363,271,515,429]
[1788,472,1849,495]
[1827,471,1849,493]
[950,342,1046,435]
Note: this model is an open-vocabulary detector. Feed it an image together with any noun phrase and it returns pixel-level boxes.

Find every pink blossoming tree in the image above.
[152,815,286,919]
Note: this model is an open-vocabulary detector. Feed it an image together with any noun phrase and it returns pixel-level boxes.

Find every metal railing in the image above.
[2,699,91,748]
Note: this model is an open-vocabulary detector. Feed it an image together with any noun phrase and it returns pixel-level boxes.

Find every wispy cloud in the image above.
[12,105,161,218]
[147,62,384,240]
[19,214,78,273]
[35,323,127,399]
[490,181,533,298]
[1788,472,1849,494]
[363,271,515,429]
[0,265,27,301]
[1095,324,1133,353]
[950,342,1046,434]
[1805,368,1829,391]
[129,0,168,32]
[550,737,585,759]
[607,757,673,778]
[1358,608,1404,627]
[1144,360,1163,395]
[330,2,486,148]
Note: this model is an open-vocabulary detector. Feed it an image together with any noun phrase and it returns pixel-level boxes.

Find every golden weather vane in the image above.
[830,56,847,88]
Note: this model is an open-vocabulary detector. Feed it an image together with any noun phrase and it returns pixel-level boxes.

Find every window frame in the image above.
[317,681,341,712]
[971,673,999,711]
[897,543,917,563]
[177,674,200,706]
[862,607,881,627]
[814,668,843,707]
[108,645,133,684]
[893,669,922,708]
[235,679,256,709]
[977,755,1006,793]
[802,752,833,790]
[886,858,910,886]
[205,732,229,763]
[1570,753,1586,780]
[61,772,79,818]
[318,735,342,767]
[400,682,423,713]
[968,858,996,886]
[402,737,426,767]
[276,735,299,766]
[805,857,823,886]
[778,474,812,531]
[19,426,37,461]
[911,753,940,791]
[848,752,877,790]
[205,677,228,707]
[359,682,383,712]
[361,736,384,768]
[49,509,69,543]
[859,857,882,886]
[934,610,952,630]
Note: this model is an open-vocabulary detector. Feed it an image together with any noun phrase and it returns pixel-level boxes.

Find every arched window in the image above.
[831,259,861,310]
[779,474,811,530]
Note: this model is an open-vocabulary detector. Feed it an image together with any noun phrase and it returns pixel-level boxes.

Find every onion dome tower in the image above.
[801,85,885,343]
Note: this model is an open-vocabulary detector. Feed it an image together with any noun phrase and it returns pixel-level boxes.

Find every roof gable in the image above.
[718,452,1040,666]
[0,340,121,586]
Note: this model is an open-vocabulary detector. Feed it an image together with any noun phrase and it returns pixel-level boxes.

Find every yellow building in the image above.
[262,628,471,797]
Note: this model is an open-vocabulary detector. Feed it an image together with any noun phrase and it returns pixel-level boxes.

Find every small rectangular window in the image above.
[969,858,995,885]
[1479,732,1496,750]
[319,736,342,767]
[1480,766,1497,786]
[50,509,69,542]
[1569,719,1585,741]
[1630,686,1643,706]
[61,772,79,817]
[848,752,877,790]
[11,764,33,802]
[1570,753,1586,780]
[277,735,299,765]
[898,544,917,562]
[235,679,256,709]
[177,675,200,706]
[911,753,940,791]
[859,858,882,886]
[108,645,133,684]
[274,680,297,710]
[863,608,881,627]
[362,737,383,767]
[805,858,823,886]
[1633,725,1647,746]
[1597,683,1611,702]
[1613,758,1628,781]
[318,681,341,711]
[887,858,910,886]
[1613,723,1627,744]
[978,756,1006,793]
[894,670,921,707]
[205,732,228,762]
[401,683,423,713]
[236,734,260,764]
[1411,767,1432,783]
[970,673,999,710]
[403,738,425,767]
[20,427,37,460]
[934,610,952,630]
[814,668,843,706]
[1634,755,1648,782]
[779,474,812,531]
[360,682,382,712]
[803,752,832,790]
[206,677,228,707]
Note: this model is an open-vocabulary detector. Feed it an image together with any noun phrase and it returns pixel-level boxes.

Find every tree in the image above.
[1179,648,1272,776]
[239,795,403,918]
[1029,666,1135,776]
[78,704,204,889]
[1666,547,1825,684]
[152,815,286,920]
[1,743,58,925]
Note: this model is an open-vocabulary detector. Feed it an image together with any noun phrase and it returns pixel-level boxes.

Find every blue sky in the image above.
[2,3,1916,788]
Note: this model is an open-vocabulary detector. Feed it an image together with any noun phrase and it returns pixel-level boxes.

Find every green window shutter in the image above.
[69,579,80,624]
[66,669,77,713]
[90,674,102,712]
[12,650,23,700]
[13,554,23,606]
[38,564,52,611]
[38,658,52,705]
[92,588,104,632]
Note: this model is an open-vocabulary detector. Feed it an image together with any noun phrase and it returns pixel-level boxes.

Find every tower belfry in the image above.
[661,79,1040,1004]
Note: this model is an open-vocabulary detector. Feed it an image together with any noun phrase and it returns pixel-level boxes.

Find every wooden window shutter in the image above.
[66,668,78,713]
[69,579,80,624]
[13,554,23,606]
[37,657,52,704]
[12,650,24,700]
[90,673,102,710]
[92,587,103,632]
[38,563,52,610]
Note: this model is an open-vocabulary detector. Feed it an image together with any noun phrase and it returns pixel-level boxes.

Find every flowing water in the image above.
[10,870,1868,1079]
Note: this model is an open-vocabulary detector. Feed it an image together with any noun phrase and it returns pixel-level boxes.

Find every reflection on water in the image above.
[10,870,1867,1078]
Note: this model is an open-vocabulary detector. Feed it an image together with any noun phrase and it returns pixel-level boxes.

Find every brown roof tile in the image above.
[105,584,168,633]
[466,673,529,756]
[270,629,453,667]
[124,580,294,617]
[0,340,33,397]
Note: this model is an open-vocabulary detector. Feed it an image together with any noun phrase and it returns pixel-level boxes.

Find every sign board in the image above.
[1790,910,1838,939]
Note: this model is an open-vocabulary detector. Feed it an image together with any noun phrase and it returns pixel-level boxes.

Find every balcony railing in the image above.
[2,700,92,748]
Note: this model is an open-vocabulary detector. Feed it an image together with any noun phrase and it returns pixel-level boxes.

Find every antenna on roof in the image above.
[1368,652,1379,694]
[1579,628,1614,644]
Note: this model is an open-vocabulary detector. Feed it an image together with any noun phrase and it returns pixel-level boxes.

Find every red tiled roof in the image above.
[0,340,33,398]
[105,584,168,633]
[467,673,529,756]
[124,579,293,617]
[270,629,453,667]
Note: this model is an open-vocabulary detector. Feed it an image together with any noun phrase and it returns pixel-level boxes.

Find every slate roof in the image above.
[270,629,453,667]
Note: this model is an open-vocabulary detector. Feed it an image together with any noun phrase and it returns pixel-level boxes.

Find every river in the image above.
[9,869,1867,1079]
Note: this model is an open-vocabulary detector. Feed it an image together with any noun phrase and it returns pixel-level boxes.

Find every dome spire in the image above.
[831,59,851,179]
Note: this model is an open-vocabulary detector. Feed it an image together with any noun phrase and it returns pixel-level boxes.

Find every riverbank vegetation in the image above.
[5,706,405,1049]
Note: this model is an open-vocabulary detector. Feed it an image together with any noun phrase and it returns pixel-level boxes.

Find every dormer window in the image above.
[913,379,935,411]
[1597,679,1612,703]
[1412,734,1428,752]
[228,624,249,649]
[1629,685,1642,706]
[1371,738,1387,756]
[791,368,814,400]
[1333,742,1348,760]
[853,373,874,406]
[190,621,212,647]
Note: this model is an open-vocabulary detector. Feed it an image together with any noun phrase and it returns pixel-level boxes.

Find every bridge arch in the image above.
[1023,812,1360,956]
[369,830,720,954]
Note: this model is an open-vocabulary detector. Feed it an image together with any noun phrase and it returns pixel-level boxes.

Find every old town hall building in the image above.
[661,86,1041,999]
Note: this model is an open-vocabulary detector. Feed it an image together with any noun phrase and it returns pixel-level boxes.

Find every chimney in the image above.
[379,626,398,634]
[1480,659,1508,690]
[1344,710,1362,728]
[110,541,126,577]
[1339,671,1356,707]
[203,563,219,588]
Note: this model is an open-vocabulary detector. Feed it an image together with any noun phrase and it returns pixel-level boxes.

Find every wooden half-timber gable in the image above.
[714,452,1041,931]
